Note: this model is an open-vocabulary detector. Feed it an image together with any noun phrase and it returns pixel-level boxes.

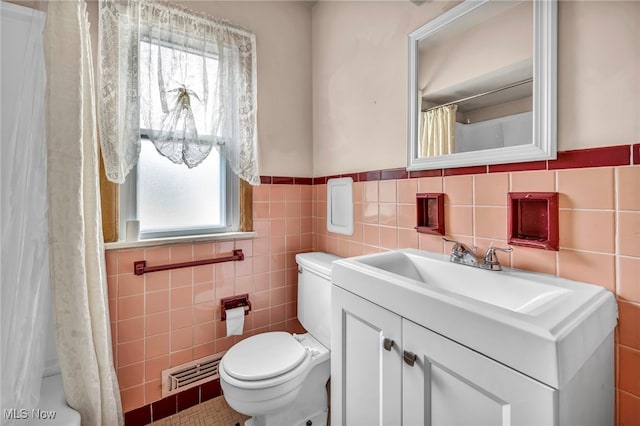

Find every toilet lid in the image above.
[222,332,308,381]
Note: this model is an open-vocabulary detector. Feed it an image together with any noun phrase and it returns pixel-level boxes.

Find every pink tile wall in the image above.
[105,184,312,412]
[107,165,640,422]
[313,166,640,425]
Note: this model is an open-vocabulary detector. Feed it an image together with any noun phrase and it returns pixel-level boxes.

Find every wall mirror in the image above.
[407,0,557,171]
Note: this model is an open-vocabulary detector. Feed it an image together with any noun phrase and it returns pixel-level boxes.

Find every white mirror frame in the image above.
[407,0,557,171]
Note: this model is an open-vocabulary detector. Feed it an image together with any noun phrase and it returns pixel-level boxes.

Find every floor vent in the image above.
[161,352,224,398]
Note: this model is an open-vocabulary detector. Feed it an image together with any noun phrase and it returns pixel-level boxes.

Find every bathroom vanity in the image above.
[331,249,617,426]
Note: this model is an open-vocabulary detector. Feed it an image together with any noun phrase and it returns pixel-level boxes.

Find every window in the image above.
[119,37,239,240]
[98,1,258,243]
[120,140,239,240]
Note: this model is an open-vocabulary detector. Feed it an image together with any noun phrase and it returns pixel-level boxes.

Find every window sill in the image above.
[104,231,257,251]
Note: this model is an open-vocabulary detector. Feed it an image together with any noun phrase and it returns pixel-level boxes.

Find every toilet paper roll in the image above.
[225,307,245,337]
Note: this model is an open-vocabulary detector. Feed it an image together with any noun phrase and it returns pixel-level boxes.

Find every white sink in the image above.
[332,248,617,389]
[357,250,571,314]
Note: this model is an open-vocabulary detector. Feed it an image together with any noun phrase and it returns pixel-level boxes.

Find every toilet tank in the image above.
[295,252,341,349]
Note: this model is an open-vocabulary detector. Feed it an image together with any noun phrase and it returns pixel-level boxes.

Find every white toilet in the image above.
[219,252,341,426]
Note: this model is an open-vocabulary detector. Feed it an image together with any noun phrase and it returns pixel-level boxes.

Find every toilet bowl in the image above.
[220,332,329,425]
[219,252,340,426]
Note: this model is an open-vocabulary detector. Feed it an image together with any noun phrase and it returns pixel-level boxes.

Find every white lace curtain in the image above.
[98,0,259,185]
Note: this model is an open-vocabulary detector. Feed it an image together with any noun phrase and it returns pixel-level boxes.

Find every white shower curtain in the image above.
[0,3,49,423]
[44,1,123,424]
[420,104,458,157]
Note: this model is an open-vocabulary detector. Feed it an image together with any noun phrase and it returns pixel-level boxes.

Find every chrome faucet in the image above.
[443,237,481,266]
[443,237,513,271]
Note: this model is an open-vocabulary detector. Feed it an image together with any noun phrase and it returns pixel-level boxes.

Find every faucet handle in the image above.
[442,237,476,254]
[483,246,513,264]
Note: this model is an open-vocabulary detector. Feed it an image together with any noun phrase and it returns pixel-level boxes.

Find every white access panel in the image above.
[327,177,353,235]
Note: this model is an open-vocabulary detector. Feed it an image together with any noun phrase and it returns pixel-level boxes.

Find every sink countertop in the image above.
[331,248,617,389]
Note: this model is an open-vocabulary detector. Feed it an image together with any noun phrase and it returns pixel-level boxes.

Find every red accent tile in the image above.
[201,379,222,402]
[408,169,443,179]
[488,161,547,173]
[381,168,408,180]
[151,395,176,421]
[176,387,200,412]
[548,145,631,170]
[271,176,294,184]
[508,192,559,251]
[259,176,272,184]
[293,177,313,185]
[443,165,488,176]
[416,193,445,235]
[340,173,360,182]
[312,177,327,185]
[326,174,342,182]
[358,170,381,182]
[633,144,640,165]
[124,405,151,426]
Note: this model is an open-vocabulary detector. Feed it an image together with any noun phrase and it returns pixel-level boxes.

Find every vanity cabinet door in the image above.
[331,286,402,426]
[402,319,557,426]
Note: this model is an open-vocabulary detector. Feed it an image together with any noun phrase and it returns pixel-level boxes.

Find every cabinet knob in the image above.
[403,350,417,366]
[383,337,395,351]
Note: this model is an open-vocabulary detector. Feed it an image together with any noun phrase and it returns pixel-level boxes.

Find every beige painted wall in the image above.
[312,0,441,176]
[312,0,640,177]
[558,0,640,152]
[162,1,314,178]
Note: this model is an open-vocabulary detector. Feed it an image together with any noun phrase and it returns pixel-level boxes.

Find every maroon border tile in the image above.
[312,177,327,185]
[262,144,637,186]
[177,386,200,412]
[443,165,487,176]
[408,169,443,179]
[201,379,222,402]
[151,395,177,421]
[548,145,631,170]
[293,177,313,185]
[271,176,294,185]
[124,405,151,426]
[381,168,408,180]
[340,173,360,182]
[124,380,226,424]
[358,170,381,182]
[488,161,547,173]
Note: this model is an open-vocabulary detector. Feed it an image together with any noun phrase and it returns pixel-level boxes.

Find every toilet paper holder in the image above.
[221,294,252,321]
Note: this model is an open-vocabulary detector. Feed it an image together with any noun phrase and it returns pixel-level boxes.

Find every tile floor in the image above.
[148,396,249,426]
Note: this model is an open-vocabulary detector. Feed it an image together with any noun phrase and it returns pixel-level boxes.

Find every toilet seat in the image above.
[220,332,312,390]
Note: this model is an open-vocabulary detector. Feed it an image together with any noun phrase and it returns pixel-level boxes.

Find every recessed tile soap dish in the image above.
[508,192,559,251]
[416,193,445,235]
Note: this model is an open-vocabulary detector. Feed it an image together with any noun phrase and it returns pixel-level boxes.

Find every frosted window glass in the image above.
[137,140,223,232]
